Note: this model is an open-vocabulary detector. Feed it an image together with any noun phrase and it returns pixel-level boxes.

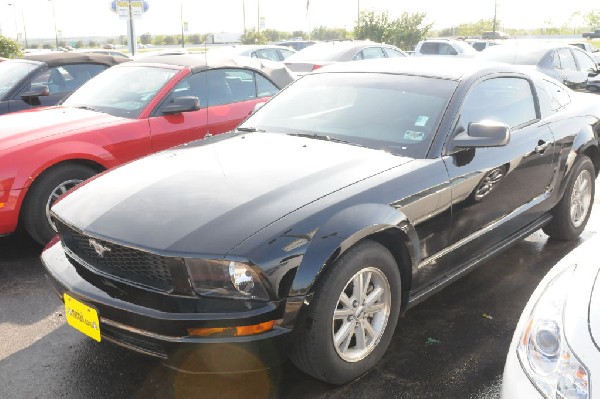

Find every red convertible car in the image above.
[0,54,294,244]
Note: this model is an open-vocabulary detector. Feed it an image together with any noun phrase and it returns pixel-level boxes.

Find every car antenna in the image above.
[204,39,211,138]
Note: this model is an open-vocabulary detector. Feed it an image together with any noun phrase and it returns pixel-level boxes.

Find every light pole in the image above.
[180,0,185,48]
[49,0,59,49]
[8,3,28,49]
[7,3,18,43]
[492,0,498,35]
[257,0,260,33]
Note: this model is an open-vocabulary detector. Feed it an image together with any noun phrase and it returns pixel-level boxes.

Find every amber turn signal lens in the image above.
[188,320,275,337]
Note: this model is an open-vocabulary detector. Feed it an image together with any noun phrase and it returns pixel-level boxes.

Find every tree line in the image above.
[2,9,600,58]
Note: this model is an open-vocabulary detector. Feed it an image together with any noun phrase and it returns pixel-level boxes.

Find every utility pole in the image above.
[242,0,246,33]
[492,0,498,34]
[49,0,59,49]
[180,0,185,48]
[257,0,260,33]
[357,0,360,27]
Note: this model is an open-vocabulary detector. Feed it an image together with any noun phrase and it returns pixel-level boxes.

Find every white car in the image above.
[413,39,478,57]
[501,235,598,398]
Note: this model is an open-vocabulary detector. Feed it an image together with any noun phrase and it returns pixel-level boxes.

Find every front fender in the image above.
[3,140,113,191]
[290,203,418,297]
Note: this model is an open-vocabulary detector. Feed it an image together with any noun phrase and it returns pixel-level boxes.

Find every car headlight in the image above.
[517,265,589,398]
[185,259,270,300]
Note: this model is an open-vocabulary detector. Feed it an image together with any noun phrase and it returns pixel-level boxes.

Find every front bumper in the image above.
[0,188,23,236]
[41,240,294,372]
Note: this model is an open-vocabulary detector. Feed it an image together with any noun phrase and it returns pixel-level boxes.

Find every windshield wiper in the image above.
[236,126,265,132]
[289,132,367,148]
[74,105,100,112]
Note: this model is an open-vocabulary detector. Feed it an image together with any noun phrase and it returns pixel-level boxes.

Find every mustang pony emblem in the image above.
[88,239,111,257]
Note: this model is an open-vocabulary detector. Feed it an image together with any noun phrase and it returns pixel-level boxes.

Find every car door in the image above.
[552,48,588,90]
[434,76,558,279]
[148,68,278,152]
[572,48,599,90]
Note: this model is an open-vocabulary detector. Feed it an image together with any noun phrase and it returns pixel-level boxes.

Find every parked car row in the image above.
[0,53,293,244]
[3,37,600,390]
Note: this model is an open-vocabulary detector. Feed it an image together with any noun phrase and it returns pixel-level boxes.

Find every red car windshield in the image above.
[63,65,178,118]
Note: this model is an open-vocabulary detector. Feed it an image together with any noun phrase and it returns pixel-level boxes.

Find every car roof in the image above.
[312,56,526,81]
[129,53,295,88]
[24,52,128,67]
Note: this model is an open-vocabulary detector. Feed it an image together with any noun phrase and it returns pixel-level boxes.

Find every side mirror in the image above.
[162,96,201,115]
[452,121,510,148]
[21,85,49,98]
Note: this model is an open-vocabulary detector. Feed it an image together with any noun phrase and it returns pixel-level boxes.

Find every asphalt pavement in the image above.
[1,194,598,398]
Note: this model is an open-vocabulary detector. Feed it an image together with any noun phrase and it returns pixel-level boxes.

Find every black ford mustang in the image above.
[42,58,600,385]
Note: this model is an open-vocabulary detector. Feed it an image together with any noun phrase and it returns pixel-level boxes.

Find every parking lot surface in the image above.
[1,194,598,398]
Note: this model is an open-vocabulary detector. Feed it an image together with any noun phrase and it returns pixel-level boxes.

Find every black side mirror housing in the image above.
[452,121,510,148]
[21,85,49,99]
[162,96,201,115]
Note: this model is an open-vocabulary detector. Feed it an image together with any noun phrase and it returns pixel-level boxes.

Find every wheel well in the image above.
[19,159,105,224]
[583,145,600,176]
[368,229,413,314]
[313,228,414,315]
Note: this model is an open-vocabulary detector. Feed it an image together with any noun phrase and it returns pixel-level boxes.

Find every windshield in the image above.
[240,72,457,158]
[454,41,478,54]
[0,60,40,98]
[63,65,179,118]
[480,45,548,65]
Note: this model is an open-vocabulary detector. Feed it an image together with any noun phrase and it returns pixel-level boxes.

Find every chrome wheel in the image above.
[332,267,391,363]
[570,169,592,228]
[45,179,83,231]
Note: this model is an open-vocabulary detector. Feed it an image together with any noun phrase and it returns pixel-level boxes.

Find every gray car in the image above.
[283,40,406,77]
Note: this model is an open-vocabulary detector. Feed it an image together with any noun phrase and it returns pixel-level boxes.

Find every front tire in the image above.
[291,240,401,385]
[22,164,97,245]
[543,156,595,240]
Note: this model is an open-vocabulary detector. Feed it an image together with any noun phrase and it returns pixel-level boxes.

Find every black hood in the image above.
[53,132,410,255]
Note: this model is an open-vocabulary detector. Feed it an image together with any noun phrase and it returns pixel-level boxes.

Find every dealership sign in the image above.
[110,0,149,20]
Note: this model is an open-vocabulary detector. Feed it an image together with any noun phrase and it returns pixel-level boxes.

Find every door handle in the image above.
[535,140,550,154]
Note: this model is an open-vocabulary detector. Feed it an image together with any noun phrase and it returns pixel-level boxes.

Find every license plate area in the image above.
[64,293,101,342]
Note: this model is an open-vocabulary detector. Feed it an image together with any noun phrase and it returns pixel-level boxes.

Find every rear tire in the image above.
[291,240,401,385]
[22,164,97,245]
[543,156,595,240]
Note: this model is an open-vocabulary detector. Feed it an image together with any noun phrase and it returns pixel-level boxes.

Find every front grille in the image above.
[57,222,174,292]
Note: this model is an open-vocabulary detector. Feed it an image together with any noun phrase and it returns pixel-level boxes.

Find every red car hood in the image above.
[0,107,125,152]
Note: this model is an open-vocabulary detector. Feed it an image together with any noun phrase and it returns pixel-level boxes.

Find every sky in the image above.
[0,0,599,41]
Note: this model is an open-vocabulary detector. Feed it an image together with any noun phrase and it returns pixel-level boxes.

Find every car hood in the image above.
[53,132,410,255]
[0,106,125,153]
[588,267,600,344]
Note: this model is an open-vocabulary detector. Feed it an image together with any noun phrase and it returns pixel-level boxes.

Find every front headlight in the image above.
[517,265,589,399]
[185,259,270,300]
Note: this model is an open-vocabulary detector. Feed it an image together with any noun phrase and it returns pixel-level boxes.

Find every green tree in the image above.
[454,19,495,37]
[583,10,600,30]
[0,35,23,58]
[389,12,432,50]
[291,30,306,39]
[354,11,431,51]
[354,11,393,43]
[88,40,97,48]
[311,26,351,41]
[75,40,85,48]
[164,35,177,45]
[140,33,152,45]
[241,30,267,44]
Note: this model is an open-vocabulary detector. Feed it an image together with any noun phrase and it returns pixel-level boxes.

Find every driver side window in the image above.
[460,77,537,129]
